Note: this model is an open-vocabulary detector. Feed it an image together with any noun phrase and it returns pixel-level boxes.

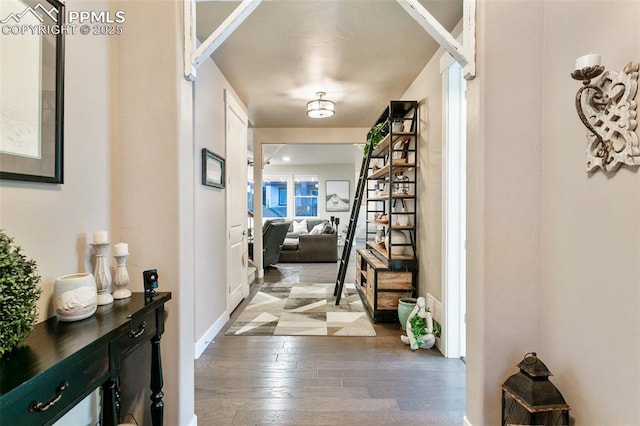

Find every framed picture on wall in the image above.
[326,180,350,212]
[0,0,65,183]
[202,149,225,189]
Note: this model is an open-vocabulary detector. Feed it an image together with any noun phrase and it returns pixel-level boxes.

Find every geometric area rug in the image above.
[225,282,376,336]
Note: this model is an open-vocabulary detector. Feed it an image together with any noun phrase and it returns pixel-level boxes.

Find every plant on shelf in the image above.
[363,121,389,155]
[0,231,42,357]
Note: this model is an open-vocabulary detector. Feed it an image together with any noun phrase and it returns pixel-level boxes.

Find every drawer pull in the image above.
[29,381,69,412]
[128,321,147,338]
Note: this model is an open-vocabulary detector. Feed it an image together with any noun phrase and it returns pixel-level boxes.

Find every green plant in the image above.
[0,231,42,356]
[409,309,442,348]
[363,121,389,155]
[432,319,442,338]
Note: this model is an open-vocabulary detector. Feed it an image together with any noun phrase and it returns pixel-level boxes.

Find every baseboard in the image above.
[194,311,229,359]
[463,415,472,426]
[257,268,264,278]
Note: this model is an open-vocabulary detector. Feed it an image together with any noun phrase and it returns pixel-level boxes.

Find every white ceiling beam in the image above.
[192,0,263,69]
[462,0,476,80]
[396,0,476,80]
[185,0,476,80]
[184,0,197,80]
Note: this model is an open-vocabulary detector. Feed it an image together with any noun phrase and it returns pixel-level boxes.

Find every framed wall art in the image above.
[202,148,225,189]
[0,0,65,183]
[325,180,350,212]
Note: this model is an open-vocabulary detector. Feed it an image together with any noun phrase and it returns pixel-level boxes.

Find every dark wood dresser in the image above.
[0,292,171,426]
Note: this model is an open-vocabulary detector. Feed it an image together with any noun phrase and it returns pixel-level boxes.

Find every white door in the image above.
[225,90,249,313]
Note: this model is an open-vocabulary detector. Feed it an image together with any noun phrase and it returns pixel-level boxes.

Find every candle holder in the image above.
[113,254,131,300]
[571,60,639,173]
[91,242,113,305]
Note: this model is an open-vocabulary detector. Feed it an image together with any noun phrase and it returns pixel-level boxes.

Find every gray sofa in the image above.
[278,219,338,263]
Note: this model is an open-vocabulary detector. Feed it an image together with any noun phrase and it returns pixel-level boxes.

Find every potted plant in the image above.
[363,121,389,155]
[0,231,42,357]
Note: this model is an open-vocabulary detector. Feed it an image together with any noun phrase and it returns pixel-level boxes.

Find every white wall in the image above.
[466,0,640,424]
[539,1,640,423]
[465,1,543,424]
[114,1,195,424]
[0,0,112,322]
[401,48,444,301]
[193,52,246,354]
[0,1,112,423]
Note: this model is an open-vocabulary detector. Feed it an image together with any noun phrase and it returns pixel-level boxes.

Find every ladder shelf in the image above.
[334,100,419,322]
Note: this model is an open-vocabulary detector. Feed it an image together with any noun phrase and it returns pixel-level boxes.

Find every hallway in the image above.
[194,261,466,425]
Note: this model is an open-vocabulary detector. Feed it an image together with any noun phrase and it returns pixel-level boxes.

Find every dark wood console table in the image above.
[0,292,171,426]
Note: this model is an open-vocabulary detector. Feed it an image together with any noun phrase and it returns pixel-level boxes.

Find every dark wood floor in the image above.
[195,258,466,425]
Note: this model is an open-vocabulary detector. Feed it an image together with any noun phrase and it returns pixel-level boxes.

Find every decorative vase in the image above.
[397,297,417,330]
[53,273,98,322]
[393,204,410,227]
[391,119,404,133]
[385,230,407,255]
[375,227,385,244]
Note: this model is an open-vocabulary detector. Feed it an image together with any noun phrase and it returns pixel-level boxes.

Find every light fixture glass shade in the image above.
[307,92,335,118]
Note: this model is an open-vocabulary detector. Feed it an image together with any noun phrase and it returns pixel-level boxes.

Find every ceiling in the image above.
[195,0,463,129]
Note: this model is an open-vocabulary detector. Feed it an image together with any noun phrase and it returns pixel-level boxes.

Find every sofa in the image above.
[278,219,338,263]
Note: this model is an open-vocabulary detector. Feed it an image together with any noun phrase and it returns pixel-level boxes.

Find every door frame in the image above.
[441,52,467,359]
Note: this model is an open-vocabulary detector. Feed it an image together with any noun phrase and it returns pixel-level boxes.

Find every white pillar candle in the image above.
[93,230,109,244]
[114,243,129,256]
[575,53,601,70]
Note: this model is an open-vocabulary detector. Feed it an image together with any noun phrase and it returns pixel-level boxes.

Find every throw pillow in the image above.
[322,223,335,234]
[293,219,308,234]
[310,223,325,235]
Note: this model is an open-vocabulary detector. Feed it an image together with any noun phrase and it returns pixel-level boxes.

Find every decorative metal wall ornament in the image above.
[571,58,639,173]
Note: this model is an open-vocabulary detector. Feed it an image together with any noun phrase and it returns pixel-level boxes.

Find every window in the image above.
[263,176,287,217]
[247,180,254,212]
[294,175,318,217]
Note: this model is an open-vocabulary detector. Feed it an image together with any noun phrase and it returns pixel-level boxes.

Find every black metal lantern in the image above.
[501,352,570,425]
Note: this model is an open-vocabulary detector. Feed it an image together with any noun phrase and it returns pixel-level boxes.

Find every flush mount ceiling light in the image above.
[307,91,335,118]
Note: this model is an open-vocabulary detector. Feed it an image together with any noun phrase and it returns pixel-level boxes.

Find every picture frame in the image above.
[202,148,225,189]
[0,0,65,184]
[325,180,350,212]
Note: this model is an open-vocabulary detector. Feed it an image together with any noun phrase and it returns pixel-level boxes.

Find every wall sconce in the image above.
[571,54,639,173]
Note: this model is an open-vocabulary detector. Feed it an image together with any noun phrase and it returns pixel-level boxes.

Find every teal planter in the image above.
[397,297,417,330]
